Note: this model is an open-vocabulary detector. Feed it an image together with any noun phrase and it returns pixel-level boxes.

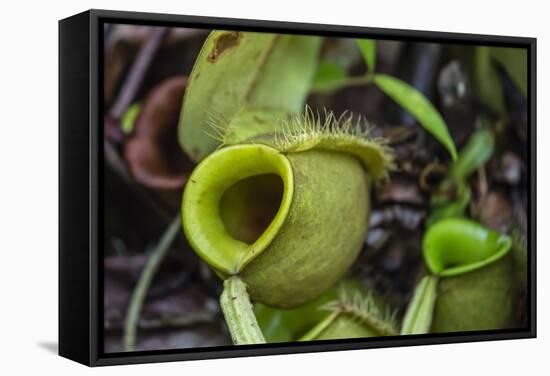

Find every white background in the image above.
[0,0,547,374]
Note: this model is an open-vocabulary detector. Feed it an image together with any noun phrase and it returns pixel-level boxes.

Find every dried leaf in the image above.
[124,76,193,189]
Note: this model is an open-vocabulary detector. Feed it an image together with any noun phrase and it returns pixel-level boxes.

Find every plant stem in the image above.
[105,27,168,144]
[123,215,182,351]
[220,276,266,345]
[401,275,438,335]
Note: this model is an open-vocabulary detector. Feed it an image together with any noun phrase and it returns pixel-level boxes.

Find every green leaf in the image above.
[179,31,322,162]
[473,46,528,115]
[373,74,457,160]
[474,46,505,114]
[255,279,364,343]
[428,128,495,225]
[490,47,527,97]
[311,61,348,92]
[255,291,337,343]
[356,39,376,72]
[450,128,494,181]
[121,102,141,135]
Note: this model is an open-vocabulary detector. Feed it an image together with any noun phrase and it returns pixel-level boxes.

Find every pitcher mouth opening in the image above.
[422,218,512,277]
[182,144,294,275]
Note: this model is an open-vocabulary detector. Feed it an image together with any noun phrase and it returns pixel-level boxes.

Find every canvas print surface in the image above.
[102,23,529,353]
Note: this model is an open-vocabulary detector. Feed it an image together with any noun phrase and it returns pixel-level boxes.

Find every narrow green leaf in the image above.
[474,46,505,114]
[356,39,376,72]
[311,61,348,92]
[255,287,339,343]
[428,128,495,225]
[401,275,438,335]
[450,128,494,181]
[121,102,141,135]
[490,47,527,97]
[299,312,340,342]
[474,46,528,115]
[374,74,457,160]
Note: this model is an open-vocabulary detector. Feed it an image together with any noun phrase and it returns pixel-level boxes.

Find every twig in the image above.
[104,139,130,179]
[123,215,182,351]
[102,26,174,223]
[109,27,168,120]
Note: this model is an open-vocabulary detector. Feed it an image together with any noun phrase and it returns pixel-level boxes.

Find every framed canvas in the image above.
[59,9,536,366]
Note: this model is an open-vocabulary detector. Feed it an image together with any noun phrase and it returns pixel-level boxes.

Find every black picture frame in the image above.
[59,8,537,367]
